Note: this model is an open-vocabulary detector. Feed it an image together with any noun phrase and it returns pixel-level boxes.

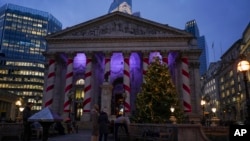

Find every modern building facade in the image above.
[0,3,62,112]
[185,20,208,75]
[44,12,202,123]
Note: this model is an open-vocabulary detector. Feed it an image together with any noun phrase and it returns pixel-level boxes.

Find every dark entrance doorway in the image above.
[111,77,125,116]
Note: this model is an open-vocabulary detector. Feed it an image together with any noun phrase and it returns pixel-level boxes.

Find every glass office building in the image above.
[108,0,132,14]
[0,3,62,111]
[185,20,208,75]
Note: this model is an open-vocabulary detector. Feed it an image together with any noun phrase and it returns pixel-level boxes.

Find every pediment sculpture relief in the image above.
[70,19,176,37]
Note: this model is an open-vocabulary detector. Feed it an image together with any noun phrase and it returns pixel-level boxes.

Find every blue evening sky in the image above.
[0,0,249,65]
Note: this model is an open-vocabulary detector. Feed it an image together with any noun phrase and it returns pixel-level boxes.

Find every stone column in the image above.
[181,56,192,113]
[104,52,112,82]
[63,53,74,113]
[182,48,202,123]
[188,61,202,123]
[161,51,169,66]
[100,82,113,116]
[44,53,56,108]
[123,51,131,114]
[82,53,93,121]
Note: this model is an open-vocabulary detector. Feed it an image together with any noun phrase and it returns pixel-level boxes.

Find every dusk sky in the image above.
[1,0,249,65]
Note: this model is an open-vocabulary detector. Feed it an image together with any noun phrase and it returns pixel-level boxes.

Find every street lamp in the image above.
[170,106,175,114]
[169,106,176,124]
[211,107,216,117]
[237,60,250,125]
[15,100,22,122]
[201,99,206,125]
[211,107,219,126]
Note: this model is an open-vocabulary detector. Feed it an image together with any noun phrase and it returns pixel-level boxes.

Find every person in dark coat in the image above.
[22,102,33,141]
[98,109,109,141]
[91,104,100,141]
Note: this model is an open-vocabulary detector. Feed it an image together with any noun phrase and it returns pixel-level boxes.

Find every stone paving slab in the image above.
[47,130,114,141]
[1,129,114,141]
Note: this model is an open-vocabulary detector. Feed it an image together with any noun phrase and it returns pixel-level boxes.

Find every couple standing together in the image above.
[91,104,110,141]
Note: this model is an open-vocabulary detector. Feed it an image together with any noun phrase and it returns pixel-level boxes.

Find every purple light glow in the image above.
[73,53,86,71]
[130,52,141,68]
[149,52,162,63]
[168,52,178,66]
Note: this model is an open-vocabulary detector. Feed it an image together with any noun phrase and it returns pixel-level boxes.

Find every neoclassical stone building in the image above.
[44,12,202,122]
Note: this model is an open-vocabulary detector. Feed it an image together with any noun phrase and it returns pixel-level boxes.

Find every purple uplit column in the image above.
[83,53,92,115]
[123,52,131,113]
[181,56,192,112]
[64,54,74,113]
[142,51,150,82]
[104,52,112,82]
[44,55,56,108]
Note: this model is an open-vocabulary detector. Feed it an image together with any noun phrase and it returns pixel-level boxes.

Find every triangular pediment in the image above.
[47,12,192,39]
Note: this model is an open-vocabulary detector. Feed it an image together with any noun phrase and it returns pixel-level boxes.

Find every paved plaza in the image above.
[46,129,114,141]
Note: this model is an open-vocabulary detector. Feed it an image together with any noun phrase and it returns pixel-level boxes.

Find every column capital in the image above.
[85,51,93,59]
[122,51,131,58]
[160,50,170,57]
[66,52,77,58]
[189,61,200,68]
[104,51,113,58]
[142,51,150,57]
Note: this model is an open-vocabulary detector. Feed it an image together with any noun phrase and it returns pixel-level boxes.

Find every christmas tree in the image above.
[133,57,184,123]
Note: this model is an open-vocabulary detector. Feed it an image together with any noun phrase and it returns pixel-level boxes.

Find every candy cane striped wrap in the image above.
[181,57,191,112]
[162,56,168,66]
[123,56,130,112]
[83,58,92,113]
[63,58,73,112]
[45,59,55,107]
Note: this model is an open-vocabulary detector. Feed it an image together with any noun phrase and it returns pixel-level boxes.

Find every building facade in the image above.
[44,12,202,122]
[201,61,221,119]
[0,3,62,111]
[202,22,250,123]
[0,89,20,122]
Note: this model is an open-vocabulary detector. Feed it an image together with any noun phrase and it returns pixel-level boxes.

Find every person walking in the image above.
[98,109,110,141]
[91,104,100,141]
[22,102,33,141]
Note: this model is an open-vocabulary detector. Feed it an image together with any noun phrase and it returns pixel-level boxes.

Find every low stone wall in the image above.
[177,124,210,141]
[80,122,211,141]
[118,123,210,141]
[0,123,23,141]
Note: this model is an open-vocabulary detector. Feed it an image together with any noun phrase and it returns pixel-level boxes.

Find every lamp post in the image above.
[201,99,206,125]
[15,100,22,122]
[237,60,250,125]
[169,106,176,124]
[211,107,219,126]
[211,107,216,117]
